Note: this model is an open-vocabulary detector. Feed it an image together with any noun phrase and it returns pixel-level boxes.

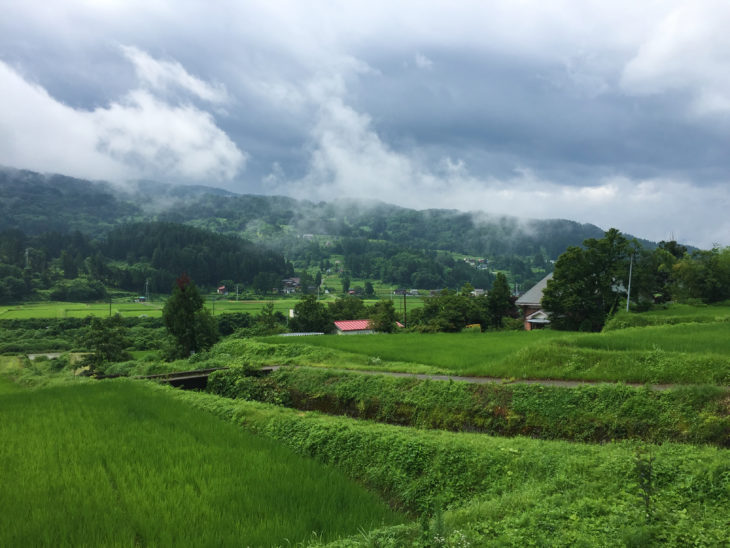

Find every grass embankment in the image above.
[0,380,403,546]
[604,303,730,330]
[163,388,730,546]
[208,366,730,446]
[501,322,730,385]
[253,321,730,384]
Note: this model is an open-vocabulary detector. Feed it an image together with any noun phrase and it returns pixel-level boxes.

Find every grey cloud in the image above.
[0,0,729,246]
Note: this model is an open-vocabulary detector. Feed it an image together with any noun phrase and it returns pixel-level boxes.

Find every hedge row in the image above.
[207,366,730,446]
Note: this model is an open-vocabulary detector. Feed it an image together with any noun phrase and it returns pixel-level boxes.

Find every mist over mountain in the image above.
[1,166,657,262]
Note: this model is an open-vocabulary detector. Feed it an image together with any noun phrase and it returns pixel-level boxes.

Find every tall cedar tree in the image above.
[486,272,515,329]
[162,274,219,357]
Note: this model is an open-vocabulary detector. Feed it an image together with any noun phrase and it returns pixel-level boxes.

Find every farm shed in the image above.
[334,319,374,335]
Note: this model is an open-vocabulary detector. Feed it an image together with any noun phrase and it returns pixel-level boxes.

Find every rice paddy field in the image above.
[2,301,730,545]
[0,295,421,320]
[259,330,568,374]
[256,304,730,384]
[0,378,403,546]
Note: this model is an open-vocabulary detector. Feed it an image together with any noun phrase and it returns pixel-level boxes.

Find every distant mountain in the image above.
[0,167,655,261]
[0,167,141,235]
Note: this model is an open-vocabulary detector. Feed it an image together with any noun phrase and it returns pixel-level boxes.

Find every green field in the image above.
[0,295,421,320]
[256,318,730,384]
[570,322,730,354]
[3,300,730,545]
[0,379,403,546]
[260,330,567,374]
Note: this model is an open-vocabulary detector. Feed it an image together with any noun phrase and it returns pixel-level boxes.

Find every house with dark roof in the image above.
[515,272,553,331]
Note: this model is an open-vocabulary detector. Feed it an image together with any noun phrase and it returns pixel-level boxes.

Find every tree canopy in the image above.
[542,229,632,331]
[162,274,219,358]
[289,295,333,333]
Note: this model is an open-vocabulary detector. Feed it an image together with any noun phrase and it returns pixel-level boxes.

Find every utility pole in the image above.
[236,284,239,301]
[403,292,407,328]
[145,278,150,303]
[626,253,634,312]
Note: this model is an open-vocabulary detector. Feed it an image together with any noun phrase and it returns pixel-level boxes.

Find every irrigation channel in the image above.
[103,366,688,391]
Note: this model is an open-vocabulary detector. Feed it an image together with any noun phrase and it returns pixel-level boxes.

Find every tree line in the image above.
[0,222,292,303]
[543,229,730,331]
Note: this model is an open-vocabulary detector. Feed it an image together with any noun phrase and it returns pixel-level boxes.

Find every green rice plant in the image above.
[572,322,730,355]
[164,389,730,546]
[258,331,567,374]
[498,342,730,385]
[605,303,730,330]
[214,338,446,374]
[251,325,730,384]
[0,380,403,546]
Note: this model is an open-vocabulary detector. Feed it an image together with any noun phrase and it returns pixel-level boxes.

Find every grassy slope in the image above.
[164,388,730,546]
[0,380,403,547]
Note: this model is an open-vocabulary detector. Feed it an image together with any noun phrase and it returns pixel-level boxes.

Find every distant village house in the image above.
[515,273,553,330]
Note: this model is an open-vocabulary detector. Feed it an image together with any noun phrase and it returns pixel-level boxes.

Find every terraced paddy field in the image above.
[0,378,403,546]
[0,296,422,320]
[258,330,568,374]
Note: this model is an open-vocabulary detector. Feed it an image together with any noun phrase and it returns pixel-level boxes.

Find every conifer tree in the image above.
[162,274,219,358]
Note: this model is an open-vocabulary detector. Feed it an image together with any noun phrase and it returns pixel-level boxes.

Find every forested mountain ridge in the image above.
[0,166,642,256]
[0,166,660,292]
[0,167,141,234]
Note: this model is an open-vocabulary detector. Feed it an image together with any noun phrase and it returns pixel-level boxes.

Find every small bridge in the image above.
[96,366,279,390]
[134,367,228,390]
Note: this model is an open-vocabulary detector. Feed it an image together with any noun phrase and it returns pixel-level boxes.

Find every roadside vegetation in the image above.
[208,366,730,446]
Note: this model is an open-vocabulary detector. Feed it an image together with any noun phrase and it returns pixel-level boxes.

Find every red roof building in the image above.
[334,320,373,334]
[333,319,404,335]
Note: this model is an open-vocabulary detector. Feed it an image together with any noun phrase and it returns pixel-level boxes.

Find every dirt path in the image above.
[262,366,683,391]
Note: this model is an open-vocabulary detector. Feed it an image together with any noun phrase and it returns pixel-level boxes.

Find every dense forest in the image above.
[0,222,292,303]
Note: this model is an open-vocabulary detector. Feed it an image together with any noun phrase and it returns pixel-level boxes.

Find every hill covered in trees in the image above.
[0,166,662,294]
[0,221,293,303]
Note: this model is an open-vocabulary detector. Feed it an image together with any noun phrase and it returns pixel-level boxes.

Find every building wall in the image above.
[520,305,541,331]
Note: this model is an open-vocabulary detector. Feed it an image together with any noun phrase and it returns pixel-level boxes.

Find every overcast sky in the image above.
[1,1,729,247]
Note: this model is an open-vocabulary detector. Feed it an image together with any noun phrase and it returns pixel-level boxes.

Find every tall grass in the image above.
[605,302,730,330]
[208,366,730,446]
[0,380,403,546]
